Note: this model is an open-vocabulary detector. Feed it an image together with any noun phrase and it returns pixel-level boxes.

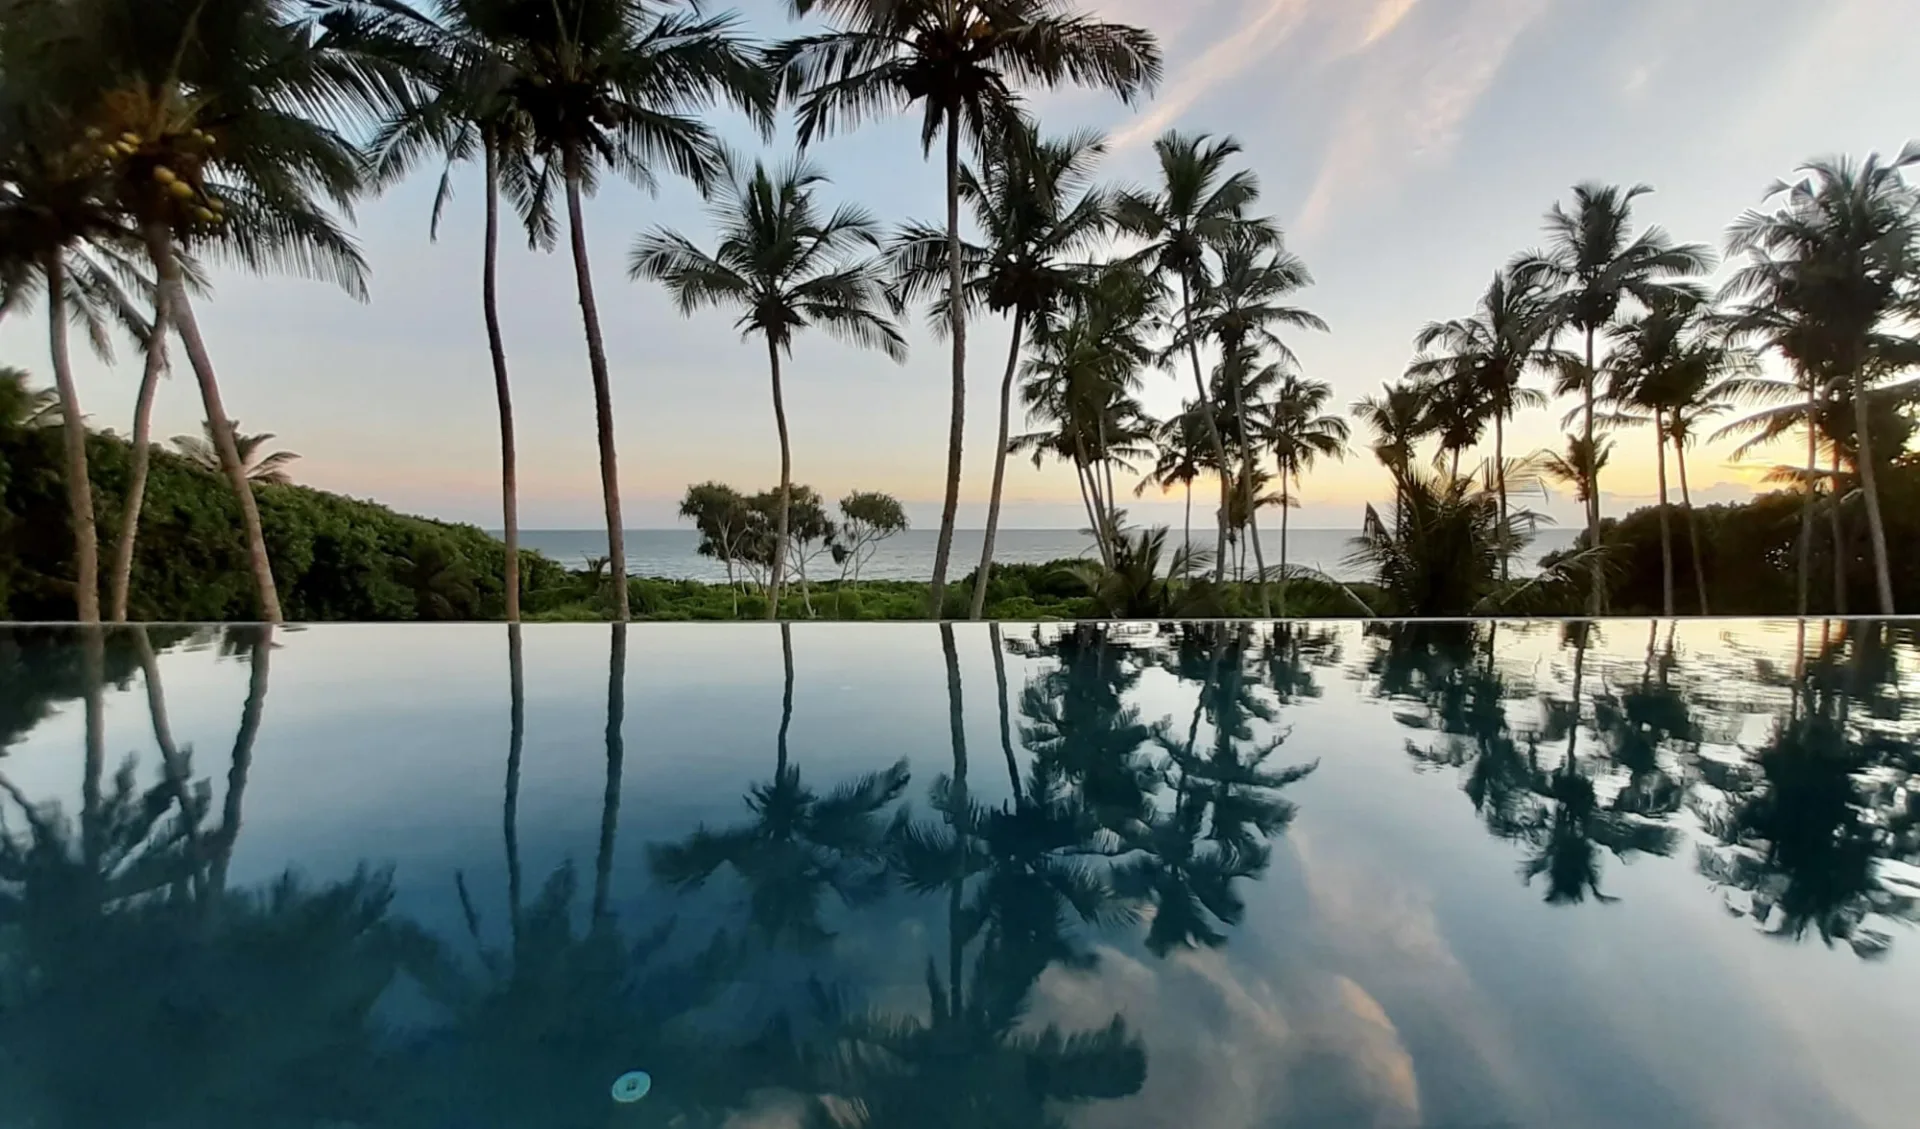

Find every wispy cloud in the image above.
[1296,0,1553,239]
[1109,0,1317,151]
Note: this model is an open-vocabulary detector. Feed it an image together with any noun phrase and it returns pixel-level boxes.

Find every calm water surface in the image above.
[0,619,1915,1129]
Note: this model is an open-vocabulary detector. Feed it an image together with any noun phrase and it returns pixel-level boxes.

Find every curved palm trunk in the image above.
[45,256,99,623]
[1582,328,1602,615]
[938,621,968,1017]
[970,311,1028,621]
[1181,479,1193,578]
[1848,371,1895,614]
[145,224,281,623]
[1179,275,1231,583]
[1494,413,1509,583]
[926,117,969,619]
[594,622,627,923]
[1228,367,1270,616]
[562,159,629,623]
[1674,442,1709,616]
[1653,409,1673,617]
[1796,391,1817,618]
[211,625,270,896]
[484,140,521,624]
[1278,478,1291,616]
[108,288,171,622]
[768,337,793,620]
[134,626,205,899]
[505,621,525,950]
[1827,443,1846,616]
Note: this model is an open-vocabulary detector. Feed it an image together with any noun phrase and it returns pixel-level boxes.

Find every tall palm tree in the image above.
[774,0,1161,618]
[1407,269,1556,577]
[481,0,774,624]
[171,419,300,483]
[1514,182,1713,610]
[1186,233,1325,613]
[1115,131,1272,582]
[633,152,904,618]
[1352,380,1426,486]
[0,38,149,623]
[1602,297,1698,616]
[64,0,402,625]
[356,0,551,625]
[1661,338,1748,615]
[1723,147,1920,615]
[1265,372,1347,613]
[892,119,1115,619]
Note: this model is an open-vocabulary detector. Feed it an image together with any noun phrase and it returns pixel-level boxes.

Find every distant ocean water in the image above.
[512,527,1581,584]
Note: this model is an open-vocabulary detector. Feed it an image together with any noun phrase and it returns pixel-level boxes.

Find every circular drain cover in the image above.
[611,1071,652,1103]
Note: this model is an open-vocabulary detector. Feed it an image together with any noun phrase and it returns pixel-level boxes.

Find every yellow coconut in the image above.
[154,166,178,185]
[193,206,215,222]
[168,180,196,200]
[119,131,140,145]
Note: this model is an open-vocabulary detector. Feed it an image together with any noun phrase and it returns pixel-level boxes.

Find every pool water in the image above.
[0,619,1914,1129]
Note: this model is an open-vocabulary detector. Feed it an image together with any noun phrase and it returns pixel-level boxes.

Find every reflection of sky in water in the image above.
[1,621,1917,1129]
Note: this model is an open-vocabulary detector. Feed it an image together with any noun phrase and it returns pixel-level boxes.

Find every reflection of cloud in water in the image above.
[1030,944,1422,1128]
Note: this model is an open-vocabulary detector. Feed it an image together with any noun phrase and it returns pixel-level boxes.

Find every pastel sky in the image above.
[4,0,1915,530]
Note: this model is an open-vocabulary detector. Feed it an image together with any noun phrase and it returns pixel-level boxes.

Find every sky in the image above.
[3,0,1917,531]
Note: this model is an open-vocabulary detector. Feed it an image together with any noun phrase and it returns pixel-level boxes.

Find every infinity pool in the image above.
[0,620,1915,1128]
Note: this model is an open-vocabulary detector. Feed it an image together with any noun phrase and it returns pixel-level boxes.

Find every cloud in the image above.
[1109,0,1317,151]
[1358,0,1424,49]
[1296,0,1553,239]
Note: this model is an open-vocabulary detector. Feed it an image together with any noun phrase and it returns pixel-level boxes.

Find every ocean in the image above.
[513,527,1581,584]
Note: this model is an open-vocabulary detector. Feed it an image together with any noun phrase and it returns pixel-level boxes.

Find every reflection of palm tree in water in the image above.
[1698,621,1920,953]
[804,624,1148,1129]
[649,623,910,949]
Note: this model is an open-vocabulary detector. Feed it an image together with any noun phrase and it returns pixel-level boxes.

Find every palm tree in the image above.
[1187,233,1326,613]
[1352,380,1427,487]
[63,0,401,625]
[1514,182,1713,610]
[0,43,148,623]
[1265,372,1347,613]
[892,119,1115,620]
[647,625,910,947]
[1407,269,1556,576]
[1134,403,1211,576]
[773,0,1161,618]
[633,152,904,619]
[356,0,550,625]
[1115,131,1272,582]
[1602,297,1698,616]
[1723,147,1920,615]
[479,0,774,624]
[1348,460,1555,617]
[171,419,299,483]
[1661,338,1748,615]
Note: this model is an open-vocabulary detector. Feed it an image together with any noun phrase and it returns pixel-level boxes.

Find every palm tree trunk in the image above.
[1848,369,1895,614]
[927,115,968,619]
[1073,462,1106,567]
[939,621,967,1018]
[594,622,627,924]
[484,139,521,624]
[1182,480,1193,577]
[562,157,629,623]
[1796,389,1817,618]
[1179,275,1231,583]
[134,626,206,900]
[1229,364,1271,616]
[1494,412,1509,583]
[970,310,1027,620]
[989,622,1020,801]
[1675,441,1709,616]
[1654,408,1673,617]
[505,621,524,949]
[211,626,270,896]
[108,288,171,622]
[767,336,792,620]
[80,625,105,874]
[1828,442,1847,615]
[1279,478,1291,616]
[144,224,281,623]
[1583,328,1602,615]
[45,255,99,623]
[777,622,794,777]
